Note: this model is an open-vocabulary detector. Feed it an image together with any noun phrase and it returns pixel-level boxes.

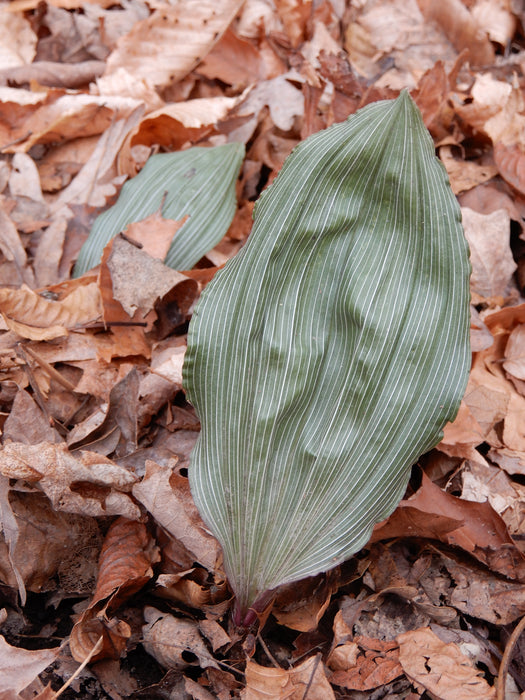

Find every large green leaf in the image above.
[183,91,471,623]
[73,143,244,276]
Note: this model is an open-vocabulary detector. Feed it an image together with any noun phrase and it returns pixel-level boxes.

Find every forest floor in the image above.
[1,0,525,698]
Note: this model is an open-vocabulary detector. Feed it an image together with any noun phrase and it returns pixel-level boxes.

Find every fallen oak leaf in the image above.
[372,470,525,581]
[397,627,496,699]
[0,634,59,695]
[329,637,403,691]
[0,442,140,519]
[0,282,101,340]
[70,517,160,663]
[244,655,335,700]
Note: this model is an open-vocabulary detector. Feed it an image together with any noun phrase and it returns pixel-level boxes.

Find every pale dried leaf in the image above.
[132,461,220,571]
[0,635,58,694]
[398,627,496,699]
[0,283,101,340]
[9,153,44,202]
[0,7,37,70]
[104,0,245,88]
[503,324,525,381]
[0,442,139,519]
[471,0,516,46]
[0,207,34,287]
[142,607,218,670]
[461,207,516,299]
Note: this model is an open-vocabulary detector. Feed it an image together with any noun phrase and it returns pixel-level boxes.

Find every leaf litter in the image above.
[1,0,525,698]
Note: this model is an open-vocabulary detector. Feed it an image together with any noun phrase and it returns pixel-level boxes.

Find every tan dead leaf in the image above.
[494,141,525,197]
[244,655,334,700]
[4,93,142,154]
[329,637,402,691]
[272,571,339,632]
[274,0,312,47]
[238,74,305,132]
[199,618,231,653]
[133,460,220,571]
[103,0,244,89]
[107,233,198,318]
[372,471,525,581]
[70,518,159,663]
[503,324,525,382]
[0,635,59,695]
[0,488,100,597]
[0,282,101,340]
[461,460,525,538]
[416,0,495,67]
[53,106,144,211]
[126,93,245,152]
[9,153,44,202]
[0,207,35,287]
[0,7,36,70]
[489,446,525,477]
[197,28,263,87]
[440,147,497,195]
[124,213,189,261]
[33,215,68,287]
[397,627,495,699]
[142,606,218,670]
[471,0,516,47]
[461,207,516,299]
[0,442,140,519]
[0,59,105,90]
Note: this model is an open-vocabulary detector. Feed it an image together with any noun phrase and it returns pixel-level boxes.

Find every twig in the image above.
[301,653,322,700]
[497,615,525,700]
[51,636,104,699]
[257,631,280,668]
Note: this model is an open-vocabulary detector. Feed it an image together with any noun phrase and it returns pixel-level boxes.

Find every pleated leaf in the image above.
[73,143,244,276]
[183,91,471,621]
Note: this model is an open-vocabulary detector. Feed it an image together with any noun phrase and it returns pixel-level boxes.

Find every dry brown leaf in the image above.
[274,0,312,47]
[0,207,34,287]
[272,571,339,632]
[123,213,188,261]
[471,0,516,47]
[107,233,198,319]
[0,635,59,695]
[70,518,159,663]
[53,106,144,211]
[329,637,403,691]
[243,655,335,700]
[197,27,263,87]
[0,488,100,597]
[0,442,139,519]
[142,606,218,670]
[0,60,105,89]
[440,147,497,195]
[126,94,244,151]
[416,0,495,67]
[503,324,525,381]
[372,471,525,581]
[397,627,496,699]
[0,7,37,71]
[102,0,244,89]
[33,215,68,288]
[4,93,142,154]
[461,207,516,299]
[133,460,220,571]
[0,282,101,340]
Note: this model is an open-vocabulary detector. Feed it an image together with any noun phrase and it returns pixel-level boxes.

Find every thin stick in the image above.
[497,615,525,700]
[51,636,104,699]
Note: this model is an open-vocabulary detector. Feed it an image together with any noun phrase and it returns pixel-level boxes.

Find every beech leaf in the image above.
[183,91,471,621]
[74,143,244,275]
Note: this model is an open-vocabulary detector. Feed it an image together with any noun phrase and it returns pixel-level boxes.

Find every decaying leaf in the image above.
[0,282,101,340]
[183,91,471,621]
[397,627,496,699]
[0,635,59,695]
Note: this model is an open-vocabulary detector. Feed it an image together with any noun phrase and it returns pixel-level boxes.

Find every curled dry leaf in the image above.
[142,606,218,670]
[0,442,140,519]
[0,6,37,70]
[243,655,335,700]
[372,471,525,581]
[132,461,221,572]
[397,627,496,699]
[102,0,245,89]
[416,0,495,67]
[329,637,403,691]
[461,207,516,300]
[0,635,59,695]
[0,282,101,340]
[70,517,159,663]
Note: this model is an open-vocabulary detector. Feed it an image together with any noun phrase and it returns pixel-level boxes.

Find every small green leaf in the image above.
[73,143,244,276]
[183,91,471,622]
